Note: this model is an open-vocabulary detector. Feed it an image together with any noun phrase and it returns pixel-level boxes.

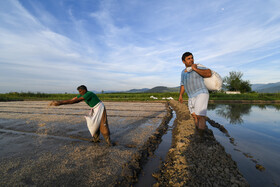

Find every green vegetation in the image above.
[0,92,183,102]
[209,92,280,101]
[97,92,183,101]
[1,92,280,102]
[223,71,251,93]
[0,92,76,102]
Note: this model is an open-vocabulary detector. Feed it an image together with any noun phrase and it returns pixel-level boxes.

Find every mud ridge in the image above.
[113,102,173,186]
[153,100,249,186]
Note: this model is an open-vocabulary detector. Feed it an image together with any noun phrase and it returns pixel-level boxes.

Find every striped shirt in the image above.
[180,65,209,98]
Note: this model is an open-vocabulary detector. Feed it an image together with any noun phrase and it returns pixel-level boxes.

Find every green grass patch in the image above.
[0,92,76,102]
[210,92,280,100]
[0,92,279,102]
[96,92,184,101]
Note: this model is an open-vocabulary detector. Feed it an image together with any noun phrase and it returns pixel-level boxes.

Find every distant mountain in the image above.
[94,90,119,94]
[252,82,280,93]
[251,84,265,90]
[119,86,180,93]
[126,88,150,93]
[99,82,280,94]
[145,86,180,93]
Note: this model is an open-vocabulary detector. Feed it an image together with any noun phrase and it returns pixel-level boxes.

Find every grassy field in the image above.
[209,92,280,101]
[0,92,182,102]
[1,92,280,102]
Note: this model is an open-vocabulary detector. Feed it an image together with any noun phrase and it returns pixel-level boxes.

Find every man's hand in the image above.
[49,97,83,107]
[49,101,60,106]
[179,85,185,103]
[191,64,198,71]
[178,95,183,103]
[191,64,212,78]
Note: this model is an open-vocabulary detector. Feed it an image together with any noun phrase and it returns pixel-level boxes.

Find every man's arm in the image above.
[50,97,84,106]
[191,64,212,78]
[179,85,185,103]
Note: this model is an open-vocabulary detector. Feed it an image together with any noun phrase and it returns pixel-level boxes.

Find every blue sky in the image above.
[0,0,280,93]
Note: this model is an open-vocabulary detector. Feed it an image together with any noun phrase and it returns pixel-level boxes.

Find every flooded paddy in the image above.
[0,101,168,186]
[207,104,280,187]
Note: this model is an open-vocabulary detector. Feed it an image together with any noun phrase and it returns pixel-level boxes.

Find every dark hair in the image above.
[77,85,88,92]
[181,52,193,62]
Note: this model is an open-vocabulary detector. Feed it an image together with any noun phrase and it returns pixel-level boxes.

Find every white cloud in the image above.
[0,0,280,92]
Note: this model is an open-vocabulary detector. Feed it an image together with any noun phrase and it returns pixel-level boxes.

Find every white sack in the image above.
[203,70,223,91]
[197,64,222,91]
[84,102,104,137]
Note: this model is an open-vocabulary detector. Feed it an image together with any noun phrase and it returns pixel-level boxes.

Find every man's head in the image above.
[77,85,87,95]
[181,52,194,67]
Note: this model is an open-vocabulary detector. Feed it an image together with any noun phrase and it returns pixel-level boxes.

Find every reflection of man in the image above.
[50,85,111,146]
[179,52,212,141]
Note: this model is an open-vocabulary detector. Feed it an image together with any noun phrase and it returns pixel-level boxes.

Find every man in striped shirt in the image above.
[179,52,212,141]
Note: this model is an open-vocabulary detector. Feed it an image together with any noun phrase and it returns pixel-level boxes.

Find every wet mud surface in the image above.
[153,100,249,186]
[0,101,168,186]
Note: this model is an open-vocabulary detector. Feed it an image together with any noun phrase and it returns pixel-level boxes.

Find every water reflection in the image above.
[208,104,251,124]
[208,104,280,124]
[255,104,280,111]
[207,103,280,186]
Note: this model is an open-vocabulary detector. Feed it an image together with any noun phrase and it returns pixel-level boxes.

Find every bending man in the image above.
[179,52,212,140]
[50,85,111,146]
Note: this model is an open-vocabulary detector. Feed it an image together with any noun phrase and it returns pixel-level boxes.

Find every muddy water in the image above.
[135,110,176,186]
[0,101,167,186]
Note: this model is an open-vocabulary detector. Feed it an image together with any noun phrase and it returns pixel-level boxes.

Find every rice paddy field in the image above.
[0,101,168,186]
[0,92,279,186]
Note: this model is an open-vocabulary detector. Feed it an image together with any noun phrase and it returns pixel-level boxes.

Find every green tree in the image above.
[223,71,251,93]
[239,80,251,93]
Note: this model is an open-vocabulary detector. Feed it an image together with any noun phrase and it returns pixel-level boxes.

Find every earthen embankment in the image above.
[153,100,249,186]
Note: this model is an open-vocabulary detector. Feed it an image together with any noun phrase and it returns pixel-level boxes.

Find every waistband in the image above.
[91,101,103,110]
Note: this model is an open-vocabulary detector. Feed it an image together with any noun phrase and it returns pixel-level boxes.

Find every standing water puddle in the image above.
[135,110,176,186]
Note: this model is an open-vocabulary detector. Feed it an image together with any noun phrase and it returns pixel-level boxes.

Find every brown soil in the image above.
[0,101,168,186]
